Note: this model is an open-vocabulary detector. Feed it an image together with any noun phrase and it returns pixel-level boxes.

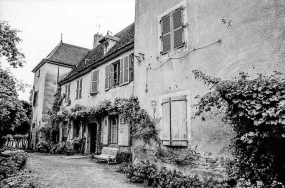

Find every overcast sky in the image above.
[0,0,135,101]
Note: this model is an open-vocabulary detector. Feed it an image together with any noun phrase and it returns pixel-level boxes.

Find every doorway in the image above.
[89,123,97,153]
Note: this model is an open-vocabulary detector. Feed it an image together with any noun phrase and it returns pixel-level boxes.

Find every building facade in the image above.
[58,23,135,154]
[30,42,89,149]
[133,0,285,170]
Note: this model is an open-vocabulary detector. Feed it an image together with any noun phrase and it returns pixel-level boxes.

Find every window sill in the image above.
[158,44,187,61]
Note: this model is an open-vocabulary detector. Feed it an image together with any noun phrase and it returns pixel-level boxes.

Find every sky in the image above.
[0,0,135,101]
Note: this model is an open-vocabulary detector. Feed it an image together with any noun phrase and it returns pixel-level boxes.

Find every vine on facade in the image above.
[192,70,285,186]
[49,96,159,145]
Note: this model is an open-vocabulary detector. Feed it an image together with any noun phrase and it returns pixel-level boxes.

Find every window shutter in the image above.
[119,58,124,85]
[67,84,70,101]
[110,64,114,87]
[65,85,67,102]
[91,70,99,94]
[123,56,129,83]
[118,115,130,146]
[105,65,110,90]
[171,95,188,146]
[102,116,109,145]
[162,98,171,146]
[129,54,134,82]
[161,15,171,53]
[76,80,79,99]
[173,8,184,49]
[79,79,83,99]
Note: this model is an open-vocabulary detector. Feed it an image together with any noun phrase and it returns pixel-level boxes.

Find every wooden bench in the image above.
[94,147,118,164]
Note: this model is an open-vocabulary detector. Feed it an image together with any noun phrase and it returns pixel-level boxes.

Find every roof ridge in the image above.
[61,42,90,51]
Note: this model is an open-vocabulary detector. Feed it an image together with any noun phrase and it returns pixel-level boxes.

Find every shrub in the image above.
[0,150,28,180]
[49,142,66,154]
[36,141,51,153]
[193,70,285,185]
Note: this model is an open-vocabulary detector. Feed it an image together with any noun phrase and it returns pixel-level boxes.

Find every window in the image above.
[37,69,40,77]
[110,116,118,144]
[76,78,83,99]
[65,84,70,102]
[33,90,38,107]
[160,5,186,55]
[105,54,134,90]
[91,69,99,94]
[161,95,188,147]
[110,60,120,87]
[85,59,90,65]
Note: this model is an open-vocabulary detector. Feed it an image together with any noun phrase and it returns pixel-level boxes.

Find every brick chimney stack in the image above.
[93,32,103,49]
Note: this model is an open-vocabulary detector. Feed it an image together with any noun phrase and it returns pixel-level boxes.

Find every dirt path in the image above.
[27,153,143,188]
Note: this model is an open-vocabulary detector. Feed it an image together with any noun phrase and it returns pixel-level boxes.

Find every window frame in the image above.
[110,116,118,144]
[158,0,188,57]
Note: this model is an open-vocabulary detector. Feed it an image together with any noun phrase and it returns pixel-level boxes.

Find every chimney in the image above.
[93,32,102,49]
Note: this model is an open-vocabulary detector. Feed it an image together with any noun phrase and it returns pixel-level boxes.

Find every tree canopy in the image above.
[0,20,25,68]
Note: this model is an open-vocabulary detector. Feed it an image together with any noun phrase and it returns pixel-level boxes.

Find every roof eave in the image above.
[59,41,134,85]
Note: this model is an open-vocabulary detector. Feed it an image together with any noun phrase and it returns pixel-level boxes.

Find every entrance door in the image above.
[90,123,97,153]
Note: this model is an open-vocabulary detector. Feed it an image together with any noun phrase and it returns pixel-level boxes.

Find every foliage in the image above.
[155,147,200,166]
[0,20,25,68]
[36,141,51,153]
[51,96,159,145]
[49,142,66,154]
[193,70,285,185]
[0,68,28,136]
[123,160,228,187]
[0,150,28,180]
[116,152,132,163]
[0,172,36,188]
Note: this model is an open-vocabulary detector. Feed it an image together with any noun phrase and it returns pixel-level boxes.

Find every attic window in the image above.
[104,41,110,54]
[85,59,90,65]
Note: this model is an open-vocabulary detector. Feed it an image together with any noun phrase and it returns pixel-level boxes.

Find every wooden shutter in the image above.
[119,58,124,85]
[67,84,70,101]
[118,115,130,146]
[91,70,99,94]
[161,15,171,53]
[65,85,67,102]
[171,95,188,146]
[162,98,171,146]
[76,80,79,99]
[110,64,114,88]
[123,56,129,83]
[105,65,110,90]
[102,116,109,145]
[79,78,83,99]
[129,54,134,82]
[173,8,184,49]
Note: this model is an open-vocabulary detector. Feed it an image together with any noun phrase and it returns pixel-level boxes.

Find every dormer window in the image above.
[85,59,90,65]
[99,34,120,55]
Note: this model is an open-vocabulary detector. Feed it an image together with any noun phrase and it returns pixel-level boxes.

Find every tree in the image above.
[0,20,25,68]
[0,20,29,146]
[193,70,285,186]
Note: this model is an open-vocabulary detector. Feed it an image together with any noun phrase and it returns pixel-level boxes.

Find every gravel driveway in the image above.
[27,153,143,188]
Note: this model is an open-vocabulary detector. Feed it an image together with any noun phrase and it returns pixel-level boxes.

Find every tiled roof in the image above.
[32,42,90,72]
[59,23,134,85]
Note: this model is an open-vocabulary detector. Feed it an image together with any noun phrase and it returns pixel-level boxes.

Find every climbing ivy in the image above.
[192,70,285,186]
[50,96,158,145]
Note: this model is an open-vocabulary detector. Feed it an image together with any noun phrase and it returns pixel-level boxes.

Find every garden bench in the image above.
[94,147,118,164]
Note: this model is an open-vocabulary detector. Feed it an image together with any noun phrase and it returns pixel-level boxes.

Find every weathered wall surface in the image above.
[42,63,72,129]
[134,0,285,159]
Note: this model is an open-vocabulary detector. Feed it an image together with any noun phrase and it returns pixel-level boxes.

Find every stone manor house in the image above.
[31,0,285,176]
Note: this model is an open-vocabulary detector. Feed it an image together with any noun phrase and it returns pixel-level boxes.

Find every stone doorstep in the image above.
[61,155,92,159]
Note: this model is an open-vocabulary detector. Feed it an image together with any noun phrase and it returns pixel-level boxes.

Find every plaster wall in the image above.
[134,0,285,157]
[42,63,72,128]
